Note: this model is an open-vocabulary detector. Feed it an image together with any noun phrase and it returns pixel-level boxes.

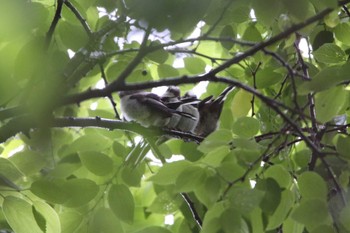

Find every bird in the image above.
[175,91,200,133]
[194,86,235,137]
[118,90,194,128]
[161,86,201,133]
[160,86,182,129]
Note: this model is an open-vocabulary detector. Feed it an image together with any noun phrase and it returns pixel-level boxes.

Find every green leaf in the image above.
[63,178,99,207]
[68,133,112,153]
[334,23,350,45]
[252,0,282,27]
[232,117,260,138]
[121,166,143,187]
[242,24,262,42]
[312,30,334,50]
[313,43,346,64]
[31,179,68,204]
[201,146,230,167]
[198,129,232,153]
[255,178,282,215]
[57,21,88,50]
[255,67,283,88]
[310,0,337,9]
[219,25,236,50]
[298,171,328,200]
[9,150,46,176]
[292,149,312,168]
[309,225,336,233]
[291,199,331,231]
[220,208,242,233]
[89,208,124,233]
[108,184,135,224]
[60,211,84,233]
[195,176,221,208]
[231,90,252,118]
[298,66,343,94]
[228,187,265,214]
[79,151,114,176]
[339,205,350,231]
[135,226,172,233]
[148,160,191,185]
[3,196,43,233]
[184,57,206,74]
[315,87,347,123]
[147,48,169,64]
[175,166,206,192]
[282,217,304,233]
[266,190,295,230]
[282,0,311,20]
[33,201,61,233]
[264,165,292,188]
[157,64,179,78]
[148,191,178,214]
[336,136,350,160]
[0,157,24,182]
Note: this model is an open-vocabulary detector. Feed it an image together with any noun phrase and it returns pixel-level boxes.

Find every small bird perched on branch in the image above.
[194,86,235,137]
[119,90,194,128]
[161,86,200,132]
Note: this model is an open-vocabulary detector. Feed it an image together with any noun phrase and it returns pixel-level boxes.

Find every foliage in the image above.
[0,0,350,232]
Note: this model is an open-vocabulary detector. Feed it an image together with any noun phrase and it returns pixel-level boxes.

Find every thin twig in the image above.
[45,0,65,48]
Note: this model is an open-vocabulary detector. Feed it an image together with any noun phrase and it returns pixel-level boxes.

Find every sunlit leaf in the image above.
[232,117,260,138]
[291,199,331,231]
[108,184,135,224]
[313,43,346,64]
[3,196,43,233]
[79,151,114,176]
[148,160,191,185]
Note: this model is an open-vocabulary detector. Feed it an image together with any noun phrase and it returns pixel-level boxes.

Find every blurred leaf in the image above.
[255,67,284,88]
[157,64,179,78]
[147,48,169,64]
[336,136,350,160]
[108,184,135,224]
[3,196,43,233]
[231,90,252,118]
[252,0,282,27]
[334,23,350,46]
[60,211,84,233]
[219,25,236,50]
[33,201,61,233]
[148,160,191,185]
[175,165,206,192]
[135,226,172,233]
[264,165,292,188]
[232,117,260,138]
[184,57,206,74]
[312,30,334,51]
[313,43,346,64]
[63,178,99,207]
[314,87,347,123]
[298,172,328,200]
[79,151,114,176]
[291,199,330,231]
[266,190,295,230]
[9,150,45,176]
[89,208,124,233]
[198,129,232,153]
[228,187,265,214]
[255,178,282,215]
[31,179,68,204]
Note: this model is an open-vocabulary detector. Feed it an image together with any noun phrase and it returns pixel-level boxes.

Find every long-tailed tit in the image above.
[175,91,200,133]
[160,86,182,129]
[119,90,194,128]
[194,86,235,137]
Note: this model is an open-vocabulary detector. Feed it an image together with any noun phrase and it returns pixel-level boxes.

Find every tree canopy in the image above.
[0,0,350,232]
